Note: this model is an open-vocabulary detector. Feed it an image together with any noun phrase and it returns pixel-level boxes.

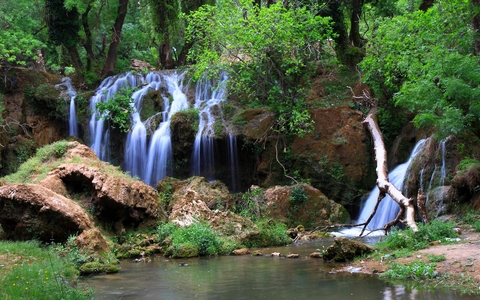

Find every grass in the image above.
[0,240,93,299]
[2,140,140,185]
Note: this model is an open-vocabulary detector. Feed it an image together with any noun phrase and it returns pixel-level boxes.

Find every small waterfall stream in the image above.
[191,73,228,180]
[340,139,427,235]
[56,77,79,137]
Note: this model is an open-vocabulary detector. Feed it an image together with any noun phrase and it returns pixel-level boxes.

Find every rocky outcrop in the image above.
[263,183,350,228]
[158,176,258,241]
[158,176,234,211]
[0,184,93,242]
[323,237,375,262]
[38,142,164,234]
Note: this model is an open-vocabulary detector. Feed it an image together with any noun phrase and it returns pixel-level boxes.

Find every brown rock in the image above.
[232,248,251,255]
[0,184,93,242]
[323,237,376,262]
[75,228,109,255]
[310,252,323,258]
[264,183,350,227]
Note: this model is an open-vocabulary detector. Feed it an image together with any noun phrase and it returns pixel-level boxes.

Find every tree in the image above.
[186,0,334,137]
[45,0,84,71]
[101,0,129,77]
[0,0,44,67]
[148,0,179,69]
[360,0,480,138]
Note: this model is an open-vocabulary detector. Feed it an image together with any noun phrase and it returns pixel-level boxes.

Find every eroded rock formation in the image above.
[0,184,93,242]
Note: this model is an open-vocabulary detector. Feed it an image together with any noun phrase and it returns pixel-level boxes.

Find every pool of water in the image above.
[82,240,476,300]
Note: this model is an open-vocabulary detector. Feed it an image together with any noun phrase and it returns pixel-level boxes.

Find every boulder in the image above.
[39,142,165,233]
[323,237,375,262]
[263,183,350,228]
[0,184,93,242]
[158,176,234,211]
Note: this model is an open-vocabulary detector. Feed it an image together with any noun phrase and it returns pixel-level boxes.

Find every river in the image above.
[81,239,476,299]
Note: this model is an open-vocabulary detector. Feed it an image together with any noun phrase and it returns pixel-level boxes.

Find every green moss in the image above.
[79,262,119,275]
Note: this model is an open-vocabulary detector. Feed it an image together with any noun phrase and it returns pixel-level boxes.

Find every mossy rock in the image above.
[166,242,199,258]
[79,262,119,275]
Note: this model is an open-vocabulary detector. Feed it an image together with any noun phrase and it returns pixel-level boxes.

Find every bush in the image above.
[243,219,291,248]
[378,220,458,251]
[381,261,437,280]
[160,222,233,258]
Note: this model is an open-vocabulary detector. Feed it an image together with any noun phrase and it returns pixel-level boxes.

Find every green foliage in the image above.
[457,157,480,172]
[377,220,458,251]
[95,87,135,133]
[289,185,307,206]
[242,219,291,248]
[186,1,333,137]
[24,84,66,121]
[156,222,179,243]
[381,261,437,280]
[461,210,480,232]
[235,187,266,221]
[38,140,69,161]
[0,0,44,66]
[168,222,227,257]
[427,254,446,263]
[361,1,478,138]
[0,240,93,299]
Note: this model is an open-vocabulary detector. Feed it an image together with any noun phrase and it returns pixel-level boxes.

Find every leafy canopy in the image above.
[361,0,479,138]
[0,0,44,65]
[185,0,334,137]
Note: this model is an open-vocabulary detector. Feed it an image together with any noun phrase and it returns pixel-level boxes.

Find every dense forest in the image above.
[1,0,480,142]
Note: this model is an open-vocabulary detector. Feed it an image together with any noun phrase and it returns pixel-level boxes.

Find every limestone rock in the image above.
[75,228,110,256]
[323,237,375,262]
[264,183,350,228]
[131,59,152,70]
[158,176,234,211]
[39,142,164,233]
[232,248,251,255]
[0,184,93,242]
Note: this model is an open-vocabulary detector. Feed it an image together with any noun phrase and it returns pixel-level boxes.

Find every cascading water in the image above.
[144,72,189,186]
[55,77,79,137]
[89,73,140,161]
[191,72,228,180]
[424,139,448,213]
[340,139,427,236]
[227,133,240,193]
[89,71,189,185]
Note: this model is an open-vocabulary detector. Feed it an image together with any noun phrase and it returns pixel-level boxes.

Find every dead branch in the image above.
[363,112,419,232]
[359,191,386,236]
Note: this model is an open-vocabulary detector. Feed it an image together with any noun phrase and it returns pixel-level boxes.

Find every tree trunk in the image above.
[101,0,129,77]
[81,3,94,71]
[362,112,419,232]
[349,0,363,48]
[65,45,84,71]
[159,38,175,69]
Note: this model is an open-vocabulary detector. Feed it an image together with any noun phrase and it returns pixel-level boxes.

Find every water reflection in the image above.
[82,241,476,300]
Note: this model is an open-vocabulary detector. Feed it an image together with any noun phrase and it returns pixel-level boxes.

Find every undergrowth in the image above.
[0,240,94,299]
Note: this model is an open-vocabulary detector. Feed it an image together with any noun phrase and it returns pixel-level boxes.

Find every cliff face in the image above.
[0,68,65,176]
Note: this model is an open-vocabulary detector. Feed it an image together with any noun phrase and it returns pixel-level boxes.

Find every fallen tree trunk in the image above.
[362,112,419,232]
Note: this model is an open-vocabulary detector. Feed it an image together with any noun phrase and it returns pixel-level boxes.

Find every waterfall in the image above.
[228,133,239,193]
[89,73,141,161]
[191,72,228,180]
[424,139,448,214]
[89,71,189,186]
[55,77,78,137]
[144,72,189,186]
[339,139,427,236]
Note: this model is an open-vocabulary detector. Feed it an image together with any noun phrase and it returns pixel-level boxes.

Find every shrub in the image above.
[378,220,458,251]
[381,261,437,280]
[243,219,291,248]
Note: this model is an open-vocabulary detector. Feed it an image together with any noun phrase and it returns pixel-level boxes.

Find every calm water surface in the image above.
[82,240,477,300]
